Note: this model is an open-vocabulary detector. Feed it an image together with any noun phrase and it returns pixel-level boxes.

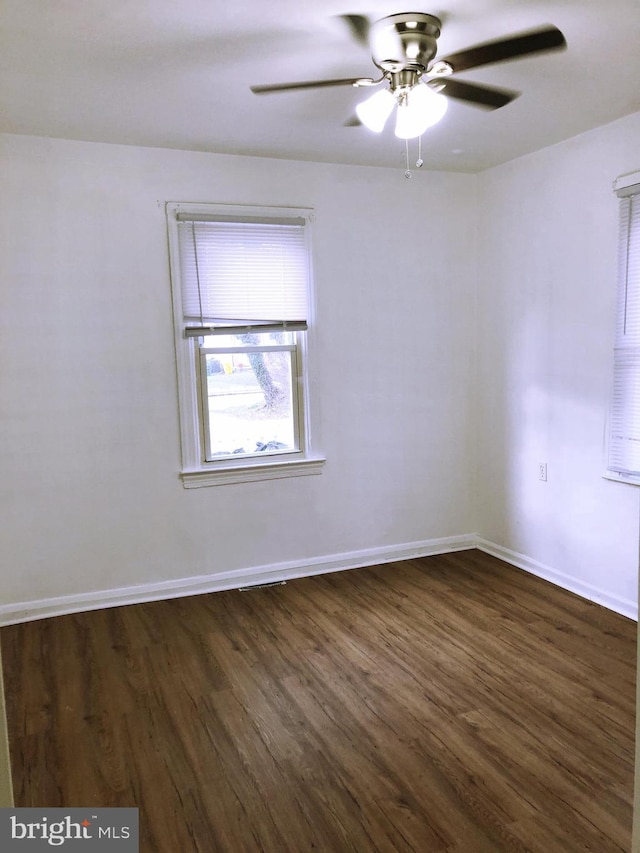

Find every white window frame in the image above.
[604,171,640,485]
[166,202,325,488]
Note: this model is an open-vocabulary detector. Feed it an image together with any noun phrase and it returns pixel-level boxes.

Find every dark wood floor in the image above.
[1,550,636,852]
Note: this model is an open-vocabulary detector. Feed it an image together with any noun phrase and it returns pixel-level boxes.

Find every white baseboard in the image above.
[0,534,477,626]
[1,534,635,626]
[477,538,638,621]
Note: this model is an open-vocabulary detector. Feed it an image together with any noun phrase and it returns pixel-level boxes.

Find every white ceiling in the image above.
[2,0,639,172]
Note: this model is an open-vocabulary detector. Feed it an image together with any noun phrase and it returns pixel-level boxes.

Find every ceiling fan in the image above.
[250,13,567,140]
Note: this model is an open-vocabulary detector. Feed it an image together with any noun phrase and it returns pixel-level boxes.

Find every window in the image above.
[166,203,324,487]
[606,172,640,484]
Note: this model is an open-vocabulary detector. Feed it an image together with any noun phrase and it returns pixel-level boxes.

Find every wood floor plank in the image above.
[1,550,635,852]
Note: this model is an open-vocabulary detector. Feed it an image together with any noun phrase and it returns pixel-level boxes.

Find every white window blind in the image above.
[176,214,310,330]
[607,174,640,481]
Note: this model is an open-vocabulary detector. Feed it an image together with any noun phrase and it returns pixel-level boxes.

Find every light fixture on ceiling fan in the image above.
[355,71,448,139]
[251,11,567,161]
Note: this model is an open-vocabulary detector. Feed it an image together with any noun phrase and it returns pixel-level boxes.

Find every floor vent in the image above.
[238,581,287,592]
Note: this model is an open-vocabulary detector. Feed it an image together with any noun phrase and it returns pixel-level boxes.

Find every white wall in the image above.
[476,111,640,615]
[0,134,478,612]
[2,117,638,620]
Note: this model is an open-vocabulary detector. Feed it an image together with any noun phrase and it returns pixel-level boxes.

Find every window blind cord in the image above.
[190,222,205,329]
[623,198,633,336]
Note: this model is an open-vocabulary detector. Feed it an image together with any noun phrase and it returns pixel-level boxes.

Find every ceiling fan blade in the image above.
[251,77,368,95]
[437,25,566,74]
[338,14,371,48]
[428,78,520,110]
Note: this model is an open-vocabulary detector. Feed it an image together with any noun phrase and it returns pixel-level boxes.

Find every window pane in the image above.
[204,349,296,459]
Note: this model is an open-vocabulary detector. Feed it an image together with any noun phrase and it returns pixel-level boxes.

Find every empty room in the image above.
[1,1,639,851]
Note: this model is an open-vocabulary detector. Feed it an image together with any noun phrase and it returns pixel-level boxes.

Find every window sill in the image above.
[603,470,640,486]
[181,455,326,488]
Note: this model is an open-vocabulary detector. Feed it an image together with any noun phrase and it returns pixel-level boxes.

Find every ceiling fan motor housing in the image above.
[370,13,442,73]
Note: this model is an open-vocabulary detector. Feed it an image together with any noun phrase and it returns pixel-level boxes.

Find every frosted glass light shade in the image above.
[394,83,448,139]
[355,88,396,133]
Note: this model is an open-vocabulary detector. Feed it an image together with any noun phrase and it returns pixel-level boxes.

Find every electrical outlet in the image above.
[538,462,548,481]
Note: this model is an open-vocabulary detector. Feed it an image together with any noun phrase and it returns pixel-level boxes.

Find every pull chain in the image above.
[404,138,412,179]
[404,136,425,178]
